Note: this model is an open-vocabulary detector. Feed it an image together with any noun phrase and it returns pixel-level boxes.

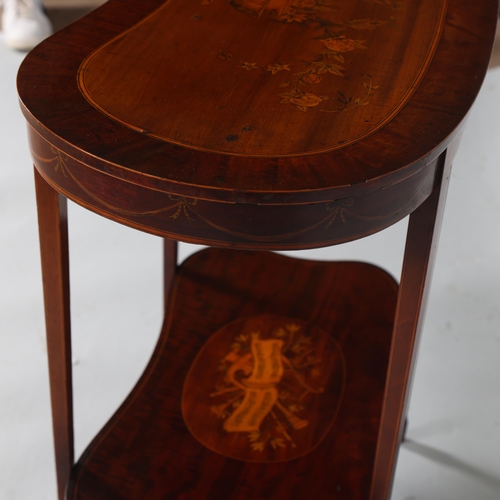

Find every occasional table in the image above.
[17,0,498,498]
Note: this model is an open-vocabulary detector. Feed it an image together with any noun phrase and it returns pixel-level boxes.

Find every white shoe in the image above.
[2,0,52,51]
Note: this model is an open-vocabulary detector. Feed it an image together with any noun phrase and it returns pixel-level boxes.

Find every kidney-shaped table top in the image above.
[17,0,498,248]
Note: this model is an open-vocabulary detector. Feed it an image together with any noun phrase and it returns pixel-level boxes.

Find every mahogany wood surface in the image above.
[34,169,74,500]
[78,0,446,157]
[163,238,178,312]
[18,0,498,248]
[68,249,398,500]
[28,124,439,249]
[370,143,453,499]
[18,0,498,499]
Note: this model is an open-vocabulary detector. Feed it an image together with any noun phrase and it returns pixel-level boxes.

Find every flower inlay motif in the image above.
[211,0,399,112]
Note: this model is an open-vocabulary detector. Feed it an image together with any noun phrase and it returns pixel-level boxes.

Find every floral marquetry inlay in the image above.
[219,0,380,112]
[79,0,447,155]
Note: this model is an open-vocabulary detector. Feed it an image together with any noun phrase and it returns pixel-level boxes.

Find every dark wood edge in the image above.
[29,125,440,250]
[34,169,74,500]
[17,0,498,204]
[163,238,178,313]
[21,105,436,206]
[30,166,432,250]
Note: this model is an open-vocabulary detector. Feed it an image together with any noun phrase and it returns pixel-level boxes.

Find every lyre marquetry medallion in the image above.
[182,315,345,462]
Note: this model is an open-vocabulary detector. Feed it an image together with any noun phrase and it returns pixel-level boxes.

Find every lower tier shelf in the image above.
[68,248,398,500]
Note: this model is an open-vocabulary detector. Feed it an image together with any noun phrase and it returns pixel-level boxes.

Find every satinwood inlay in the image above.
[182,315,345,462]
[78,0,447,156]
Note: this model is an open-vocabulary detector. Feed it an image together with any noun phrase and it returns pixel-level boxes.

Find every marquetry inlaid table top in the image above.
[18,0,496,210]
[79,0,446,157]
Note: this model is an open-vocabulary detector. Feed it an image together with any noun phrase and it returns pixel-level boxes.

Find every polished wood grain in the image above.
[34,169,74,500]
[182,315,346,463]
[78,0,446,156]
[68,249,398,500]
[18,0,498,498]
[27,123,438,248]
[18,0,497,208]
[371,140,454,499]
[163,238,178,311]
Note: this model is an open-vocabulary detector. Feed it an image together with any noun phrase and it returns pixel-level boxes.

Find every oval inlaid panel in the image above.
[79,0,446,156]
[182,315,345,462]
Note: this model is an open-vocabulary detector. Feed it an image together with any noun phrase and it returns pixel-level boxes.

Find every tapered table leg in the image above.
[163,238,178,312]
[371,148,453,499]
[34,168,74,500]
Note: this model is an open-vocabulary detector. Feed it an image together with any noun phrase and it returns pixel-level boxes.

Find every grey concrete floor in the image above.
[1,5,500,500]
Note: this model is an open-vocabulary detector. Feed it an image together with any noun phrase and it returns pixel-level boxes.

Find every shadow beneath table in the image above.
[403,439,500,492]
[403,418,458,441]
